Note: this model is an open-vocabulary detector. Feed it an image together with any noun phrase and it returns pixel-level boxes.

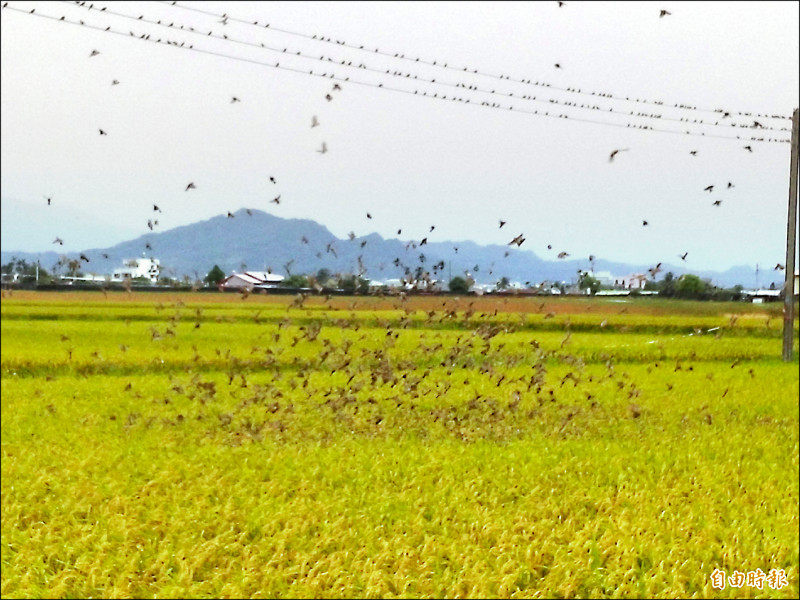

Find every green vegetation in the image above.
[1,292,797,598]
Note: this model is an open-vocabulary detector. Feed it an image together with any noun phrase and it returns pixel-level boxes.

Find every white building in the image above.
[220,271,285,289]
[112,257,160,283]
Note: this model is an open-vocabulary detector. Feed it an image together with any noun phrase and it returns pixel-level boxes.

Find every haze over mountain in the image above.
[1,209,777,289]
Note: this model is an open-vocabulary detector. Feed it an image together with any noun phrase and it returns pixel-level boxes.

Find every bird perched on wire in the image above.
[609,148,629,162]
[317,142,328,154]
[185,182,196,191]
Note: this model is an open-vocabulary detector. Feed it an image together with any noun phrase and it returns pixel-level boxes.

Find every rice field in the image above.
[1,291,798,598]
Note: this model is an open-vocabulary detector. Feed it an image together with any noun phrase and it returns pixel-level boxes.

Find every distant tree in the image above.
[578,272,601,295]
[449,276,470,294]
[340,275,368,294]
[316,268,332,285]
[674,274,712,299]
[658,272,676,297]
[282,274,310,288]
[204,265,226,286]
[496,276,510,291]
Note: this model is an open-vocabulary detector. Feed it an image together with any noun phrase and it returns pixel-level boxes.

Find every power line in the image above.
[4,3,790,144]
[159,0,793,123]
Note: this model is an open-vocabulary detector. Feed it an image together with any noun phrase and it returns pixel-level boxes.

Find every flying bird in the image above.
[99,129,107,135]
[554,63,562,69]
[311,115,320,128]
[317,142,328,154]
[147,220,154,231]
[186,182,196,191]
[231,97,241,103]
[111,79,119,85]
[227,211,235,218]
[53,237,64,245]
[102,253,109,259]
[80,253,90,263]
[712,200,722,206]
[269,176,276,184]
[557,252,569,259]
[557,1,566,6]
[727,182,734,189]
[429,225,435,232]
[499,220,506,228]
[153,204,161,212]
[367,213,372,219]
[508,234,525,247]
[325,94,333,102]
[703,185,714,192]
[44,195,52,206]
[547,244,553,250]
[246,209,253,216]
[680,252,688,261]
[774,264,785,270]
[642,220,649,226]
[659,9,671,17]
[689,150,697,156]
[145,243,152,250]
[333,83,341,91]
[744,145,753,152]
[609,148,629,162]
[89,49,100,57]
[271,195,281,204]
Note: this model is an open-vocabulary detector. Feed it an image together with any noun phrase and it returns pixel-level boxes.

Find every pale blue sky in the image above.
[1,1,798,272]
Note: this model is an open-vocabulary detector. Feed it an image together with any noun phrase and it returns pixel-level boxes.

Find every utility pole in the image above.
[783,108,799,362]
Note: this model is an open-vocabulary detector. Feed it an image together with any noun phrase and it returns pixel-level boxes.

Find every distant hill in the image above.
[0,209,773,288]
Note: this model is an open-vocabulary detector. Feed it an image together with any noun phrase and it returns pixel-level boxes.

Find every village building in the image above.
[220,271,285,289]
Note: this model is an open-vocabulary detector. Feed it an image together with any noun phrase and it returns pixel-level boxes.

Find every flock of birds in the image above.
[13,0,787,285]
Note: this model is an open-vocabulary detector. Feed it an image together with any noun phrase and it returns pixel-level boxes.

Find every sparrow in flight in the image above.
[90,49,100,57]
[609,148,629,162]
[186,182,196,191]
[311,115,320,128]
[318,142,328,154]
[53,237,64,245]
[659,9,671,17]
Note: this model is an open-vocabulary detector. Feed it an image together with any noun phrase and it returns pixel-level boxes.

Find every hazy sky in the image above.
[1,1,798,272]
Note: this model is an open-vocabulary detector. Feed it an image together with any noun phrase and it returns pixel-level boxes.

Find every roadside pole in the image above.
[782,108,799,361]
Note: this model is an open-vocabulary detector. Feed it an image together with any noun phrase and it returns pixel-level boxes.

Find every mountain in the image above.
[0,209,776,288]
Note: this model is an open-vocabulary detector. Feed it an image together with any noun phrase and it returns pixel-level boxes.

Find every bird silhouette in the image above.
[704,185,714,192]
[680,252,688,261]
[311,115,320,128]
[99,129,107,135]
[145,243,152,250]
[547,244,553,250]
[397,229,402,235]
[89,49,100,57]
[558,1,566,6]
[231,97,241,103]
[333,83,341,91]
[642,220,649,226]
[246,209,253,216]
[774,264,785,270]
[712,200,722,206]
[429,225,435,232]
[554,63,562,69]
[102,253,109,259]
[272,195,281,204]
[44,195,52,206]
[325,94,333,102]
[147,220,154,231]
[111,79,119,85]
[80,253,90,263]
[420,238,428,246]
[689,150,697,156]
[557,252,569,259]
[744,145,753,152]
[269,176,276,184]
[659,9,671,17]
[185,182,196,191]
[367,213,372,219]
[153,204,161,212]
[508,234,525,247]
[318,142,328,154]
[609,148,629,162]
[499,220,506,228]
[227,211,235,218]
[53,237,64,245]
